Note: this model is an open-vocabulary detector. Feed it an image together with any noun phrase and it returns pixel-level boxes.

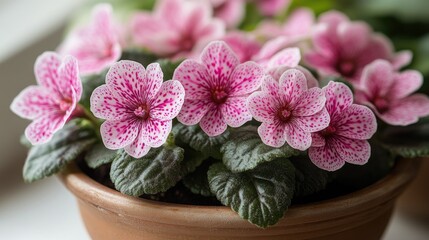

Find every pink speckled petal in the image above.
[308,144,344,171]
[24,113,67,145]
[247,92,277,123]
[323,81,353,117]
[199,107,228,137]
[279,69,308,106]
[255,36,290,62]
[100,118,139,150]
[90,85,128,121]
[267,47,301,69]
[177,99,211,125]
[34,52,62,98]
[221,97,252,127]
[335,104,377,140]
[361,60,394,98]
[284,122,312,151]
[145,63,164,99]
[150,80,185,121]
[293,107,330,132]
[333,137,370,165]
[294,87,326,116]
[391,50,412,70]
[58,55,82,100]
[106,60,147,103]
[258,121,286,148]
[173,60,211,99]
[379,94,429,126]
[200,41,239,87]
[358,34,392,71]
[10,86,57,120]
[269,66,319,88]
[337,22,371,58]
[390,70,423,99]
[222,32,261,63]
[311,133,325,147]
[125,134,151,158]
[229,61,264,96]
[141,119,172,148]
[261,75,284,107]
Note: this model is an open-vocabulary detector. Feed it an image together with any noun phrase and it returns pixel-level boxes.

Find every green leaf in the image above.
[172,123,230,159]
[157,59,182,81]
[179,144,209,174]
[379,117,429,158]
[208,159,295,228]
[183,158,216,197]
[290,156,330,198]
[80,72,106,109]
[120,49,158,67]
[110,146,184,196]
[221,126,299,172]
[84,142,117,169]
[20,134,31,148]
[23,119,97,182]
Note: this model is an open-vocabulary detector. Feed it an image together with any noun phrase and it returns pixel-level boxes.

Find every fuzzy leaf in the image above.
[158,59,182,81]
[291,156,330,198]
[23,119,96,182]
[120,49,158,67]
[80,72,106,109]
[221,126,299,172]
[173,123,230,159]
[208,159,295,228]
[84,142,117,169]
[110,146,184,196]
[183,158,215,197]
[380,117,429,158]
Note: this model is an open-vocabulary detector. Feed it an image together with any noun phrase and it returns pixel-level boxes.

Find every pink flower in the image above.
[173,41,264,136]
[255,8,314,41]
[355,60,429,126]
[222,31,261,63]
[304,11,412,83]
[90,61,185,158]
[255,0,290,16]
[210,0,245,28]
[247,69,330,150]
[10,52,82,145]
[254,45,301,76]
[309,81,377,171]
[131,0,225,59]
[58,4,121,75]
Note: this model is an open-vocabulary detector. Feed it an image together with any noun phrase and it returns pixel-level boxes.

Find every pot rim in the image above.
[59,158,418,228]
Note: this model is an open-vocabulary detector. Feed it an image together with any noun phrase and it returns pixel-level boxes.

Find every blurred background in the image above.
[1,0,428,239]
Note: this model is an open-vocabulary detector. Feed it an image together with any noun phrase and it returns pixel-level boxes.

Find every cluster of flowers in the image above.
[11,0,429,171]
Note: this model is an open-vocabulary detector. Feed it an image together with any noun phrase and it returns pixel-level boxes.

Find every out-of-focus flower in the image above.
[58,4,121,75]
[90,61,185,158]
[11,52,82,145]
[209,0,245,28]
[355,60,429,126]
[222,31,261,62]
[131,0,225,59]
[255,0,290,16]
[247,69,330,150]
[305,11,412,83]
[309,81,377,171]
[173,41,264,136]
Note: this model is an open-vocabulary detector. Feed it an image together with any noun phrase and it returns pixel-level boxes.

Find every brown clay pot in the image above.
[59,158,418,240]
[397,158,429,219]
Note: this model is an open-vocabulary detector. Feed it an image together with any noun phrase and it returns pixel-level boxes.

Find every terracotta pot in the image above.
[397,158,429,219]
[59,158,418,240]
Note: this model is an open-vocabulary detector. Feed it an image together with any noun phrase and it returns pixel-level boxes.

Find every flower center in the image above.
[321,125,337,137]
[373,96,389,113]
[277,107,292,122]
[59,98,72,112]
[337,60,356,77]
[181,34,194,52]
[211,87,228,104]
[134,105,149,120]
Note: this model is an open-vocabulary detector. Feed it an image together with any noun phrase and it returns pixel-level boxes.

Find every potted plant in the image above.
[10,0,429,239]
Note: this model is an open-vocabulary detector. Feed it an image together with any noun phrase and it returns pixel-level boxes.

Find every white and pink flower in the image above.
[209,0,245,28]
[309,82,377,171]
[90,61,185,158]
[131,0,225,59]
[247,69,330,151]
[355,60,429,126]
[304,11,412,83]
[173,41,264,136]
[59,4,121,75]
[222,31,262,63]
[10,52,82,145]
